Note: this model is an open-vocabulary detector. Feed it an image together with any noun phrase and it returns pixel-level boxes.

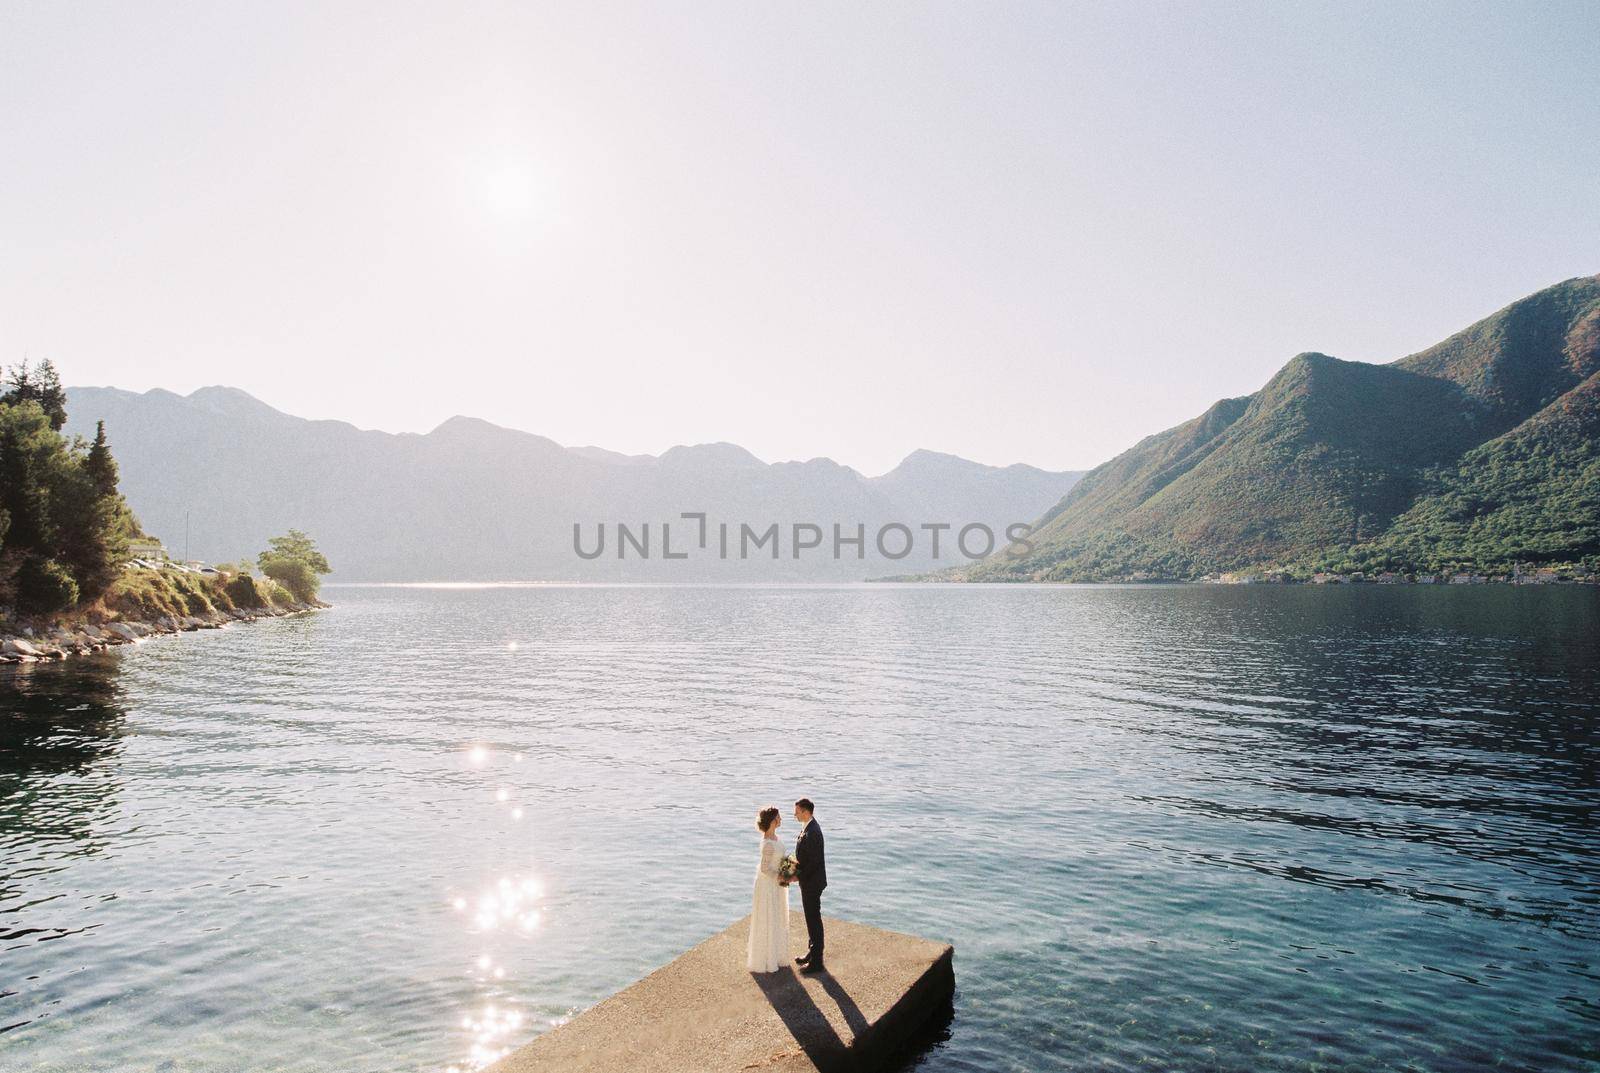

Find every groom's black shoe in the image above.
[799,961,825,974]
[794,955,810,966]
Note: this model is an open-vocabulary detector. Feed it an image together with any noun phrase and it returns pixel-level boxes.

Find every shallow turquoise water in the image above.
[2,584,1597,1072]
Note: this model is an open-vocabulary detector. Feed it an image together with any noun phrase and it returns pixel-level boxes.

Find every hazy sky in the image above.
[3,2,1596,475]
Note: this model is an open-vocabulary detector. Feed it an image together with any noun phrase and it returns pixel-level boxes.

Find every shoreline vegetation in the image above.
[0,360,331,665]
[881,568,1600,585]
[1206,567,1599,585]
[0,566,329,665]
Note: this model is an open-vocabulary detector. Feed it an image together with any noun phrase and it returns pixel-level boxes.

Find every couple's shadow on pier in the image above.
[754,968,953,1072]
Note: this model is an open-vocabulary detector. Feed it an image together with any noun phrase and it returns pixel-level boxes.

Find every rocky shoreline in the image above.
[0,600,330,665]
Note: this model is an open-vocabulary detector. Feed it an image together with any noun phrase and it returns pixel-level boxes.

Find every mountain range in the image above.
[62,274,1600,585]
[964,274,1600,580]
[61,387,1082,581]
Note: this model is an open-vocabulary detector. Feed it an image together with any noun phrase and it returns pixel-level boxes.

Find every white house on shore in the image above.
[128,538,166,561]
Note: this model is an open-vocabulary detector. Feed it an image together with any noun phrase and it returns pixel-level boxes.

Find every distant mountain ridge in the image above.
[63,388,1082,581]
[964,274,1600,580]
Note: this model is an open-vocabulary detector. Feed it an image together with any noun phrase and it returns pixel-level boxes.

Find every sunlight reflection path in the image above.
[443,741,547,1072]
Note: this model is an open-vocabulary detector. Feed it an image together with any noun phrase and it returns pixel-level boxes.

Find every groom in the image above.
[792,798,827,973]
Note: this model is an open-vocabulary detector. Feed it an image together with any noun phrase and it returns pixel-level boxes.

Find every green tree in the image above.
[86,421,119,497]
[256,529,331,602]
[14,556,78,613]
[0,368,139,614]
[2,359,68,431]
[258,529,332,574]
[0,401,59,554]
[259,556,319,602]
[49,443,131,599]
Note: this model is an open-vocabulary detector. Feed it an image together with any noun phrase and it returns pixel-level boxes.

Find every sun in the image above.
[481,165,539,222]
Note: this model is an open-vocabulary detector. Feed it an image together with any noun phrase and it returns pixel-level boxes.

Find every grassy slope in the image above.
[970,274,1600,580]
[104,568,292,621]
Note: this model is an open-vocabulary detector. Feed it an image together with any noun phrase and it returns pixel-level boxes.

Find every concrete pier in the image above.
[487,915,954,1073]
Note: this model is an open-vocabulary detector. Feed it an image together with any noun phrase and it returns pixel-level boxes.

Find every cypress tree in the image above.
[86,421,119,497]
[33,360,68,431]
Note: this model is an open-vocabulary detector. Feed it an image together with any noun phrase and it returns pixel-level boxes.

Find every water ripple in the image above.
[1,584,1597,1072]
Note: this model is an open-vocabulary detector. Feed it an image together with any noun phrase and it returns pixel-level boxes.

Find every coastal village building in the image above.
[128,538,166,561]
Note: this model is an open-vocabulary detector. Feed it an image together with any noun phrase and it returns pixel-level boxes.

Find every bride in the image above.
[746,806,790,973]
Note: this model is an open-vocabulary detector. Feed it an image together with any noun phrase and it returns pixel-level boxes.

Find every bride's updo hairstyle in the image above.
[756,806,780,832]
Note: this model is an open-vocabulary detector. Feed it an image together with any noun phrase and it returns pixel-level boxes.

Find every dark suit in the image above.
[794,817,827,964]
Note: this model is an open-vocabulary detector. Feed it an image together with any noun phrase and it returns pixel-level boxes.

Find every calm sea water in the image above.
[2,584,1597,1073]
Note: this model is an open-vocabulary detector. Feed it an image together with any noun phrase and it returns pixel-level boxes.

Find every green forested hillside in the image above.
[1338,369,1600,573]
[0,361,139,612]
[969,274,1600,580]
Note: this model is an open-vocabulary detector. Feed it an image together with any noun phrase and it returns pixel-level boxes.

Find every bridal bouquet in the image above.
[778,854,799,884]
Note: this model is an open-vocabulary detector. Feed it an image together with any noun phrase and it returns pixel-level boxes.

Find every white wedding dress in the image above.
[746,834,790,972]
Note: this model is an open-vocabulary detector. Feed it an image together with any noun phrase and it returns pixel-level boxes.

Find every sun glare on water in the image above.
[445,743,546,1070]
